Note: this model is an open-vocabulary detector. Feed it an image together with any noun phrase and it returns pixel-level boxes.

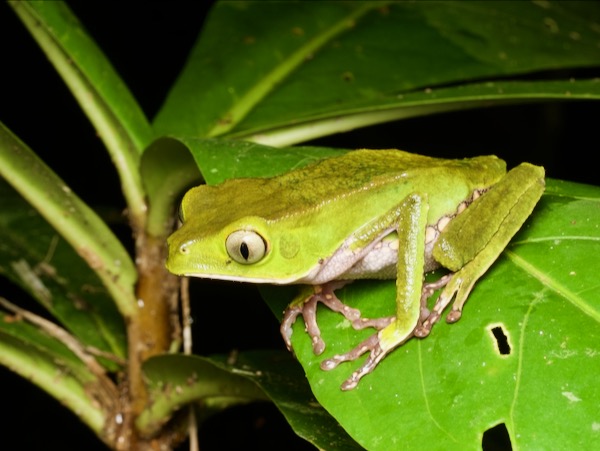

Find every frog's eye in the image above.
[226,230,267,264]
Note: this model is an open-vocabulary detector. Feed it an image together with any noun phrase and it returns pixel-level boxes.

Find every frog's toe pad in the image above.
[414,326,431,338]
[446,309,462,323]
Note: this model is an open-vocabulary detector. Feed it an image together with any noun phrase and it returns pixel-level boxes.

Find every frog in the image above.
[166,149,545,390]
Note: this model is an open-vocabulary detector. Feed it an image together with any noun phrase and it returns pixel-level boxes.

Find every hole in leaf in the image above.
[491,325,511,355]
[482,422,512,450]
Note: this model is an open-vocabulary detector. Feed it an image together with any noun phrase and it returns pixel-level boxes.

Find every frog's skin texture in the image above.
[167,149,545,390]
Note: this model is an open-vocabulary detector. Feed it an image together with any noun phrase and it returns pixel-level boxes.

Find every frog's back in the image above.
[271,148,504,206]
[190,149,505,228]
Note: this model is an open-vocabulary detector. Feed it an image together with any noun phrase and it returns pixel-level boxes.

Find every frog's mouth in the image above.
[180,270,310,285]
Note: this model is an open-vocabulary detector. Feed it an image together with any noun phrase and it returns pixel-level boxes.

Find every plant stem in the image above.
[117,232,181,449]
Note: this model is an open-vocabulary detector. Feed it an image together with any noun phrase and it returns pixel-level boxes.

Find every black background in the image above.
[1,1,598,450]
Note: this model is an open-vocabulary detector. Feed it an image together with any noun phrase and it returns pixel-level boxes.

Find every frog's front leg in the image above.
[281,281,356,355]
[320,193,430,390]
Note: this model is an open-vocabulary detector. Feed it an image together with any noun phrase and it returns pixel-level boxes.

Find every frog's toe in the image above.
[280,304,302,351]
[281,294,327,354]
[316,284,362,323]
[320,333,392,390]
[352,316,394,330]
[321,333,379,369]
[302,295,327,354]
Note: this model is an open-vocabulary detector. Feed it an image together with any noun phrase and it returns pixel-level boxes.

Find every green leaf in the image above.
[141,138,202,237]
[236,78,600,147]
[0,123,137,317]
[138,353,267,436]
[9,0,153,227]
[0,319,113,435]
[140,351,362,450]
[154,1,600,145]
[0,302,104,375]
[261,179,600,450]
[156,137,347,184]
[154,1,381,138]
[0,178,127,359]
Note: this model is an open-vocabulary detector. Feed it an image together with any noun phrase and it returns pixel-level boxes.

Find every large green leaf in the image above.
[162,138,599,449]
[262,179,600,450]
[154,1,600,145]
[238,78,600,147]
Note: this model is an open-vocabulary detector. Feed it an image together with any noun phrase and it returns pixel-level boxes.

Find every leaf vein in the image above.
[505,250,600,323]
[417,342,459,443]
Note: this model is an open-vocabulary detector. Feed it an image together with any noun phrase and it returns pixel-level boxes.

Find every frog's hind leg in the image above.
[416,163,545,337]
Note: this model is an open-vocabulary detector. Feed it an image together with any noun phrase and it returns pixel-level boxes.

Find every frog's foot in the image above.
[414,272,476,338]
[281,282,358,355]
[321,321,414,391]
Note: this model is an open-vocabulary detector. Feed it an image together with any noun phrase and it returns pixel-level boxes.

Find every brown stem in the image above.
[115,231,181,450]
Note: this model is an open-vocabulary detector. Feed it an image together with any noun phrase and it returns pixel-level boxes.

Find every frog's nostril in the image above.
[180,244,189,254]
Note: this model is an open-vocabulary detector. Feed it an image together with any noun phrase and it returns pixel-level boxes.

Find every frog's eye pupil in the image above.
[239,242,250,260]
[226,230,267,264]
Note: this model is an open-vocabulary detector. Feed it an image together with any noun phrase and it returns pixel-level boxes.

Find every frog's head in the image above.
[166,213,317,284]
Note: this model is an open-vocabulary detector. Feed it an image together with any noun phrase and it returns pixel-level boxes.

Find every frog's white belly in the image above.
[300,228,440,285]
[340,233,440,280]
[299,189,485,285]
